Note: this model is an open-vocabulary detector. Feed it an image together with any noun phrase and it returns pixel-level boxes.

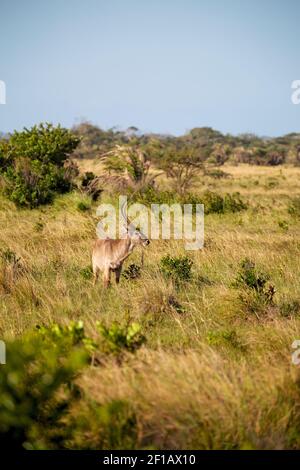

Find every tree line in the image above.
[1,122,300,208]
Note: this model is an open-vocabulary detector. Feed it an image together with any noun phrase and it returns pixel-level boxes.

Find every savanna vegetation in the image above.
[0,123,300,449]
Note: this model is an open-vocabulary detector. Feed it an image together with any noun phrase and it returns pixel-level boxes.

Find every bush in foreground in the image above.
[0,330,88,449]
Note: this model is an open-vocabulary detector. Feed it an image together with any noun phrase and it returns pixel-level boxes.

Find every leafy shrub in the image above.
[0,329,88,449]
[69,399,138,450]
[77,200,91,212]
[0,123,79,208]
[288,197,300,218]
[38,320,146,359]
[234,258,269,293]
[278,219,289,231]
[129,185,177,205]
[3,160,71,207]
[160,255,193,283]
[200,191,247,214]
[122,263,141,280]
[234,258,276,314]
[80,265,93,280]
[37,321,97,355]
[0,123,79,165]
[223,193,248,213]
[199,191,224,213]
[0,319,147,450]
[131,186,199,210]
[129,187,247,215]
[97,321,145,356]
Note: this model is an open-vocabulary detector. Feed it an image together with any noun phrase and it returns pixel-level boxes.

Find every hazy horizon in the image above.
[2,120,300,140]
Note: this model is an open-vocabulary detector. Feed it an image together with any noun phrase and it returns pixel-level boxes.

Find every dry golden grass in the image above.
[81,348,299,449]
[1,164,300,448]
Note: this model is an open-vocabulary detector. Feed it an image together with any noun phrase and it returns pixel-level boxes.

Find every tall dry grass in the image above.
[1,164,300,448]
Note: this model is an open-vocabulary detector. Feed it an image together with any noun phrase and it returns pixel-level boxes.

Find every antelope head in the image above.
[121,201,150,247]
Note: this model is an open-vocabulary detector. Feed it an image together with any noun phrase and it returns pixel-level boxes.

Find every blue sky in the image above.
[0,0,299,135]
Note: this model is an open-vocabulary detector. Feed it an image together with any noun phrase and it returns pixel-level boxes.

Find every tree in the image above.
[157,144,205,194]
[102,143,160,190]
[208,143,232,166]
[251,146,286,166]
[71,121,124,159]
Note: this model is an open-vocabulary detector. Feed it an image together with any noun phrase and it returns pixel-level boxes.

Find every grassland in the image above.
[1,164,300,449]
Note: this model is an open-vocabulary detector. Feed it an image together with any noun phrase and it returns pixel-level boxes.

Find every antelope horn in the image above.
[120,199,132,227]
[121,186,143,229]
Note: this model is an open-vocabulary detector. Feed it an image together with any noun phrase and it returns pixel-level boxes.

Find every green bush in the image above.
[38,320,145,359]
[201,191,247,214]
[234,258,276,313]
[1,123,80,166]
[234,258,269,293]
[36,321,96,355]
[122,263,141,280]
[223,193,248,213]
[69,399,138,450]
[77,200,91,212]
[0,320,147,449]
[0,329,88,449]
[200,191,224,213]
[129,185,177,205]
[97,321,145,356]
[80,265,93,280]
[129,186,247,215]
[160,255,193,283]
[278,219,289,231]
[3,160,72,208]
[0,123,79,208]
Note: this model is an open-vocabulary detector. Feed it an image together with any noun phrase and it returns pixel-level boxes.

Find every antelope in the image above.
[92,203,150,288]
